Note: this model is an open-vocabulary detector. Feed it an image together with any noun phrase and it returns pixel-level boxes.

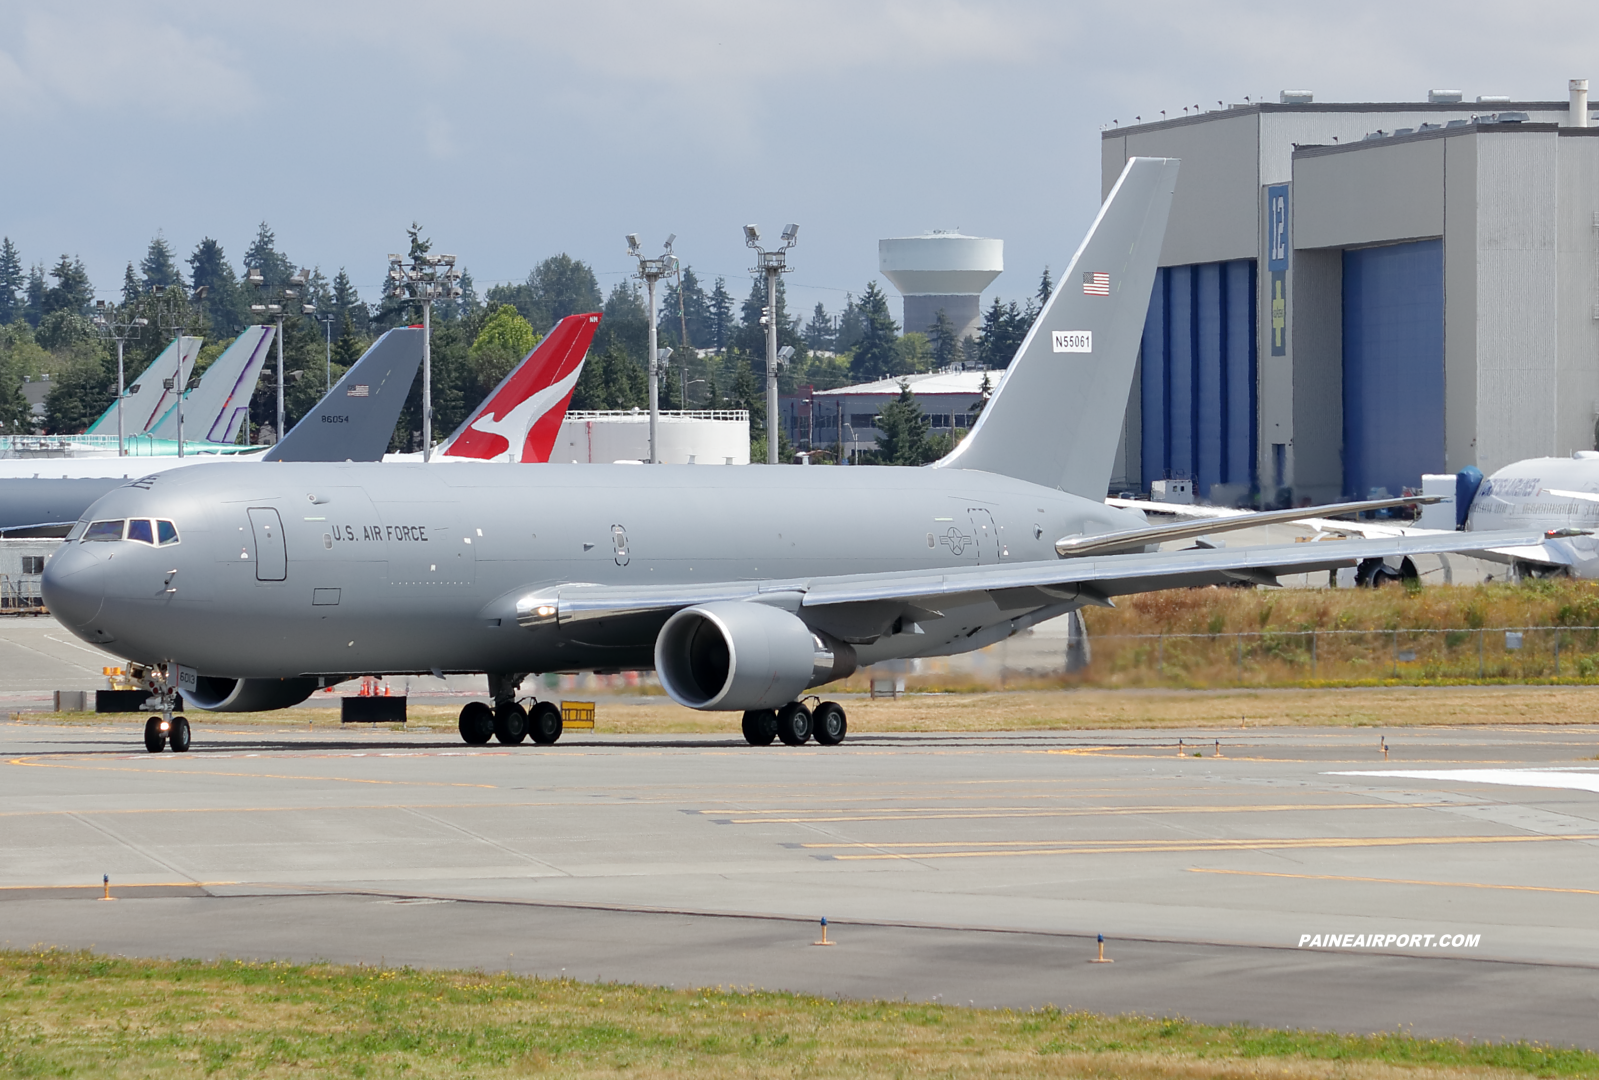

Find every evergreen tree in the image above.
[595,279,647,365]
[849,281,899,380]
[1036,265,1053,309]
[975,297,1029,368]
[659,265,710,348]
[707,277,733,351]
[929,308,962,368]
[24,265,46,327]
[188,237,246,336]
[330,269,367,334]
[456,270,481,320]
[42,256,93,317]
[140,235,184,292]
[873,381,936,465]
[803,302,835,352]
[243,222,294,288]
[43,352,114,434]
[121,263,141,306]
[333,313,364,369]
[834,293,865,354]
[0,238,22,324]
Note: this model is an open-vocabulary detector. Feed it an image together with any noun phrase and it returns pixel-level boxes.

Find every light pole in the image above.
[247,266,314,444]
[387,251,461,461]
[91,300,149,456]
[744,223,798,464]
[626,234,677,463]
[316,312,336,391]
[153,284,208,457]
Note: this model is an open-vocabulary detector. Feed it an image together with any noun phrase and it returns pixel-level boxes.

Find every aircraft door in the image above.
[247,507,287,581]
[967,508,996,564]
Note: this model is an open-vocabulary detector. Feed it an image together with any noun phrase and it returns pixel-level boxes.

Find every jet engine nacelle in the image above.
[654,601,856,711]
[184,676,322,712]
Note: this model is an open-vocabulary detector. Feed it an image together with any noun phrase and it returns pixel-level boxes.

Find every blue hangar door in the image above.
[1139,260,1257,499]
[1342,239,1445,499]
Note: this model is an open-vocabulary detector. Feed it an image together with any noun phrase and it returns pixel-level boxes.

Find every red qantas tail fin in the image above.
[440,312,600,462]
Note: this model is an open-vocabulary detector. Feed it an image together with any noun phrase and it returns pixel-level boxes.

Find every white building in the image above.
[793,370,1007,458]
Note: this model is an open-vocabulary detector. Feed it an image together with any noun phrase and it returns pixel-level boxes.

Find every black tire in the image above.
[494,702,528,744]
[741,710,778,746]
[529,701,563,744]
[143,716,166,754]
[812,701,847,746]
[169,715,191,753]
[458,701,494,745]
[776,702,812,746]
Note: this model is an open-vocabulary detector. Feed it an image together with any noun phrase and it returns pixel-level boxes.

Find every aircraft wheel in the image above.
[494,702,528,744]
[529,701,563,744]
[169,715,191,753]
[812,701,847,746]
[458,701,494,745]
[741,710,777,746]
[143,716,166,754]
[776,702,812,746]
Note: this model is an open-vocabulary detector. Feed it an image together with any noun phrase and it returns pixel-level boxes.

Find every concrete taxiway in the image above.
[3,717,1599,1046]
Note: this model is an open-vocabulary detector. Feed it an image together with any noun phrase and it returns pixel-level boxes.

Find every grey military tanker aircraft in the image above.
[41,157,1535,753]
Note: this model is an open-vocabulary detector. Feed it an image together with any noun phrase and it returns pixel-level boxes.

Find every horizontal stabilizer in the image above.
[264,328,424,462]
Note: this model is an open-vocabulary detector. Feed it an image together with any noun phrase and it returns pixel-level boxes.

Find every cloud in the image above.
[0,9,257,120]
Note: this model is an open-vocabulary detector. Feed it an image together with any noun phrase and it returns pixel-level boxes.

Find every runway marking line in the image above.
[1188,867,1599,896]
[0,881,238,891]
[714,801,1448,824]
[4,757,495,789]
[811,834,1599,860]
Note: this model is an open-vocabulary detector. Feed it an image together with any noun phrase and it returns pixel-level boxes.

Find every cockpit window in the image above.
[65,520,88,541]
[83,520,125,542]
[127,519,154,544]
[157,520,179,546]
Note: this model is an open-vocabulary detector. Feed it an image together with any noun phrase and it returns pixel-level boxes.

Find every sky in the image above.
[3,0,1596,328]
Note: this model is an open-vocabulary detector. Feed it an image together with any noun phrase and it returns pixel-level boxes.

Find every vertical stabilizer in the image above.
[934,157,1179,496]
[86,335,202,437]
[146,325,274,444]
[264,328,424,462]
[440,312,601,462]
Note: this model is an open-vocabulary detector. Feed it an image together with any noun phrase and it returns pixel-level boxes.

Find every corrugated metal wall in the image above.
[1342,239,1445,499]
[1139,260,1257,497]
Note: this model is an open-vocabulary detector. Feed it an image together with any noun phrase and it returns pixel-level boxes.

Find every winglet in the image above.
[440,312,601,462]
[935,157,1180,497]
[264,327,424,462]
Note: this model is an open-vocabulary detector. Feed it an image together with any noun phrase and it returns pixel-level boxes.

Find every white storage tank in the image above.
[878,232,1003,342]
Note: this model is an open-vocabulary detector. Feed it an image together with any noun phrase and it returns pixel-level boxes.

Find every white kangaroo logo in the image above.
[452,359,586,461]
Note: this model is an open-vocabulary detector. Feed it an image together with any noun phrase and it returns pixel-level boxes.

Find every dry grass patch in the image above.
[1,950,1591,1079]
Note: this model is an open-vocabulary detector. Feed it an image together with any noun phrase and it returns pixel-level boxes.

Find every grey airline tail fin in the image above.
[147,324,274,444]
[934,156,1179,497]
[264,327,424,462]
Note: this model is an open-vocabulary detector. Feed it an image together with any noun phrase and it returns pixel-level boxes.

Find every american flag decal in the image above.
[1082,271,1110,296]
[346,384,370,398]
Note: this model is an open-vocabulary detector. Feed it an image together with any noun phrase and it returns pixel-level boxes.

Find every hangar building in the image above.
[1103,82,1599,505]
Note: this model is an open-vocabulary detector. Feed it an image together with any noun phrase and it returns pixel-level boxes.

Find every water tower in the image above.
[878,231,1003,343]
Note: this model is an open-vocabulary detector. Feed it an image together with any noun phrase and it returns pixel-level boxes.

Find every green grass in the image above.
[0,949,1593,1078]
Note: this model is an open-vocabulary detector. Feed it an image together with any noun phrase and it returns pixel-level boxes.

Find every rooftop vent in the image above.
[1483,111,1529,123]
[1394,127,1415,136]
[1428,89,1464,103]
[1476,95,1511,103]
[1362,130,1387,141]
[1279,89,1313,104]
[1446,118,1470,128]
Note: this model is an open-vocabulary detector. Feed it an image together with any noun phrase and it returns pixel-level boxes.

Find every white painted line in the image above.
[1331,769,1599,793]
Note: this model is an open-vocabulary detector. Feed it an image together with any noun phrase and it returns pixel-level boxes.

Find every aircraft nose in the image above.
[41,542,106,629]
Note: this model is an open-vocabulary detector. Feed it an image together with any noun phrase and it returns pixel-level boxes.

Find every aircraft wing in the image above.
[1058,495,1440,557]
[513,530,1542,630]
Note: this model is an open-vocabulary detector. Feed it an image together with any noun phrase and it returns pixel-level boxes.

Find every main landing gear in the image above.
[457,672,565,747]
[742,700,848,747]
[142,662,189,754]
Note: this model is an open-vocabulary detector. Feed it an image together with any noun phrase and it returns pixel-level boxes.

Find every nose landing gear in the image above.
[142,662,190,753]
